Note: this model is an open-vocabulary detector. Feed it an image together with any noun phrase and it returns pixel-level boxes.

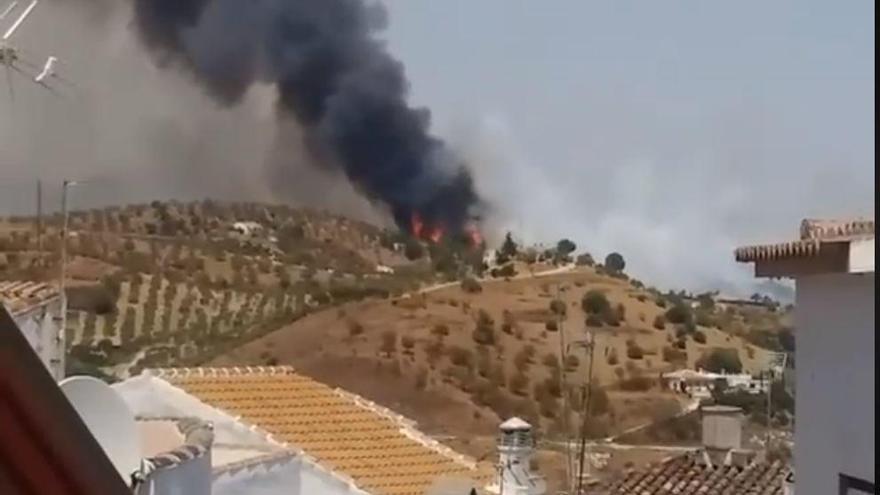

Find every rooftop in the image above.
[140,366,493,495]
[0,280,59,315]
[597,452,787,495]
[735,218,874,277]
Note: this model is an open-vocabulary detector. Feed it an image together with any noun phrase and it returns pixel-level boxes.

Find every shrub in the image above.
[603,307,621,326]
[585,314,603,327]
[575,253,595,267]
[581,290,611,315]
[542,353,560,369]
[401,336,416,353]
[492,264,516,278]
[431,323,450,338]
[607,348,619,366]
[348,320,365,337]
[380,330,397,356]
[665,304,693,326]
[66,285,117,315]
[653,315,666,330]
[414,367,428,390]
[545,320,558,332]
[619,375,655,391]
[662,346,688,363]
[549,299,567,316]
[693,330,707,344]
[461,277,482,294]
[513,345,536,369]
[509,371,529,396]
[626,343,644,360]
[403,240,424,260]
[472,310,496,346]
[564,354,580,371]
[448,346,474,369]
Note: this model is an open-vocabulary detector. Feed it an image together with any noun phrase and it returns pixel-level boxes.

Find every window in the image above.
[839,474,875,494]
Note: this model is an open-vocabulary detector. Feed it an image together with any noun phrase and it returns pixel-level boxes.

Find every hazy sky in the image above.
[0,1,874,297]
[378,0,875,295]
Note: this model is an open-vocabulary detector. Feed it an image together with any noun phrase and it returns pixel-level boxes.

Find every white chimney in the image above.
[491,417,545,495]
[702,405,744,451]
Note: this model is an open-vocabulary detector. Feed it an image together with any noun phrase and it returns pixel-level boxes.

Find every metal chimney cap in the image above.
[702,405,744,415]
[499,417,532,431]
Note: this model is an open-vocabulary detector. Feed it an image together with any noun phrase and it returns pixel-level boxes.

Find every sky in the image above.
[0,0,874,298]
[377,0,875,296]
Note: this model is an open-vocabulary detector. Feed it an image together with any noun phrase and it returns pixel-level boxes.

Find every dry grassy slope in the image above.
[214,266,777,439]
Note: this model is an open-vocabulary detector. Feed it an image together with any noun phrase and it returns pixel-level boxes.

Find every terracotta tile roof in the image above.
[0,281,59,316]
[147,366,493,495]
[735,218,874,263]
[598,452,787,495]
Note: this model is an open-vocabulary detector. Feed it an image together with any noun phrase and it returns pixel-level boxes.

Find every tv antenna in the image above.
[1,0,69,101]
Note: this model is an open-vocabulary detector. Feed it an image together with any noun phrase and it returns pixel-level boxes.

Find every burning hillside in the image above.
[130,0,483,239]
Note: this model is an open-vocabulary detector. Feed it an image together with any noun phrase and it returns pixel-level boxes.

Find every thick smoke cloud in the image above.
[130,0,481,234]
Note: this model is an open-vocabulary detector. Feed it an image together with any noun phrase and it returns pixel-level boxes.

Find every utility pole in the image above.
[58,179,80,379]
[765,352,788,452]
[555,283,573,492]
[573,330,597,495]
[35,178,42,264]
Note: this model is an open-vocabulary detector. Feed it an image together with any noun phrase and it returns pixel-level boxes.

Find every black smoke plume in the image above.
[130,0,481,235]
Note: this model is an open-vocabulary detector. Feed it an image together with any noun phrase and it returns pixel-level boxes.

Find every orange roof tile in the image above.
[148,366,493,495]
[0,281,59,316]
[598,452,788,495]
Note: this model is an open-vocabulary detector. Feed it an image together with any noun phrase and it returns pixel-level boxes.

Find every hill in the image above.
[1,200,792,488]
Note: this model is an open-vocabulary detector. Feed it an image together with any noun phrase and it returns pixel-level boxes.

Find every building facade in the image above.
[0,281,65,380]
[736,218,875,495]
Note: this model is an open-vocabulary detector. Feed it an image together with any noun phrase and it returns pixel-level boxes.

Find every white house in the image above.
[662,369,769,399]
[0,280,65,380]
[230,221,264,237]
[114,366,495,494]
[736,218,874,495]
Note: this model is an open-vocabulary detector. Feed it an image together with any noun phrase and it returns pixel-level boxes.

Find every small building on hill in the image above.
[736,218,875,495]
[114,366,497,495]
[662,368,768,399]
[0,280,65,380]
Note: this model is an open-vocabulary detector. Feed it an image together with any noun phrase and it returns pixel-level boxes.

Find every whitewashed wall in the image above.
[795,272,874,494]
[136,453,212,495]
[13,298,64,380]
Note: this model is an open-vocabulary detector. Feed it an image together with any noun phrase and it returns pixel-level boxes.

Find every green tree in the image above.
[556,239,577,256]
[498,232,518,262]
[698,348,743,374]
[604,252,626,273]
[575,253,595,266]
[581,290,611,315]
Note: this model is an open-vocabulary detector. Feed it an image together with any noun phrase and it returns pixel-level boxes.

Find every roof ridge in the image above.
[146,366,297,379]
[800,218,875,241]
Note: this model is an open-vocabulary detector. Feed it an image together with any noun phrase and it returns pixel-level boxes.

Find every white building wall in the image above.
[12,298,64,380]
[795,272,874,494]
[136,454,213,495]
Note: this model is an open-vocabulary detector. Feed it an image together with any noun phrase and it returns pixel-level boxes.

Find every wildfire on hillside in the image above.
[410,212,483,248]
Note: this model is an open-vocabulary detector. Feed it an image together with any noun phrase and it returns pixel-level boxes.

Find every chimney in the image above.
[493,417,545,495]
[700,405,745,467]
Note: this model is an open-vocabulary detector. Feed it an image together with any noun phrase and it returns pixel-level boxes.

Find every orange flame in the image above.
[428,226,445,243]
[411,212,424,239]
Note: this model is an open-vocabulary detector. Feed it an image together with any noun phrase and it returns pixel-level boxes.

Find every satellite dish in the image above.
[59,376,141,483]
